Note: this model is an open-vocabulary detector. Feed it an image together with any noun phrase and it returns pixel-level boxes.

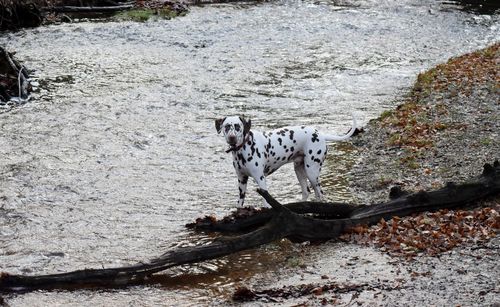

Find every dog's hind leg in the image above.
[294,159,310,201]
[304,163,323,200]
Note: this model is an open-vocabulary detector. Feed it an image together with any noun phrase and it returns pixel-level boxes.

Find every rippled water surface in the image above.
[1,0,498,305]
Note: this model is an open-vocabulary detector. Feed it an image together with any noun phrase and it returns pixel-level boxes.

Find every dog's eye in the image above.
[224,125,231,132]
[234,124,241,132]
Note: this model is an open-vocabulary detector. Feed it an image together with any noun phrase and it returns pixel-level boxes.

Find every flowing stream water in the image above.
[0,0,498,305]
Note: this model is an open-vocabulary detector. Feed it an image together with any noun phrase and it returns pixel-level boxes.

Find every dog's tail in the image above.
[323,114,358,142]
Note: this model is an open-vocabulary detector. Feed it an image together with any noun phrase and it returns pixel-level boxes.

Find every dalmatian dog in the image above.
[215,115,357,207]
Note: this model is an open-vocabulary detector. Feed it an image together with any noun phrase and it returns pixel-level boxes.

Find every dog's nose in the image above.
[228,136,237,144]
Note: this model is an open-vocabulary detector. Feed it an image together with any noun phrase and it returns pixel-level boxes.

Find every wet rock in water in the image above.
[0,47,31,105]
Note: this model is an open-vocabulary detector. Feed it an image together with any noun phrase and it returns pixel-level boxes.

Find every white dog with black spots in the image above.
[215,116,357,207]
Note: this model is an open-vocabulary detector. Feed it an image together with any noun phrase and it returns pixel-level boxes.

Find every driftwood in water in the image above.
[48,4,134,13]
[0,47,30,103]
[0,160,498,292]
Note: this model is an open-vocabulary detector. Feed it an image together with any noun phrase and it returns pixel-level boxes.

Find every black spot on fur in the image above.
[241,177,248,184]
[290,147,294,152]
[309,149,313,154]
[311,132,319,143]
[289,130,295,140]
[265,140,271,152]
[248,156,253,162]
[317,149,322,155]
[278,138,282,145]
[237,153,246,165]
[314,158,321,163]
[255,162,259,167]
[306,164,310,168]
[260,176,264,181]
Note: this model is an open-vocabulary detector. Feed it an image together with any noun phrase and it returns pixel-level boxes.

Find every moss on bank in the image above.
[113,7,187,22]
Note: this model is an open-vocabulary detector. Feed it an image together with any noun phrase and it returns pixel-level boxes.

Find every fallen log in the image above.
[47,4,134,13]
[188,162,500,237]
[0,160,498,292]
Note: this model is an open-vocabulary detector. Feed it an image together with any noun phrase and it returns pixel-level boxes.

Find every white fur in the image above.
[216,116,357,207]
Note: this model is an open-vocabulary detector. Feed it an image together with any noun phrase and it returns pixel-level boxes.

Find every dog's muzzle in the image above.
[227,136,237,145]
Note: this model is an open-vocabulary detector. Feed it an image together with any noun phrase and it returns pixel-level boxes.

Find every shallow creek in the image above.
[0,0,498,304]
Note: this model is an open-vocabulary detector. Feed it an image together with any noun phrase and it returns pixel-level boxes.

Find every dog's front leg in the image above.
[237,173,248,207]
[254,174,270,207]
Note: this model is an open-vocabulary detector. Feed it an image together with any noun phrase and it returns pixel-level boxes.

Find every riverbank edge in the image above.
[349,42,499,204]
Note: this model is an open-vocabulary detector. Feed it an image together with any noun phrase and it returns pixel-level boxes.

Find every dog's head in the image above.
[215,116,251,148]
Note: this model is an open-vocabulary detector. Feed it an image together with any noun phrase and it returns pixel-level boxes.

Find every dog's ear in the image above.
[215,117,226,134]
[242,118,251,135]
